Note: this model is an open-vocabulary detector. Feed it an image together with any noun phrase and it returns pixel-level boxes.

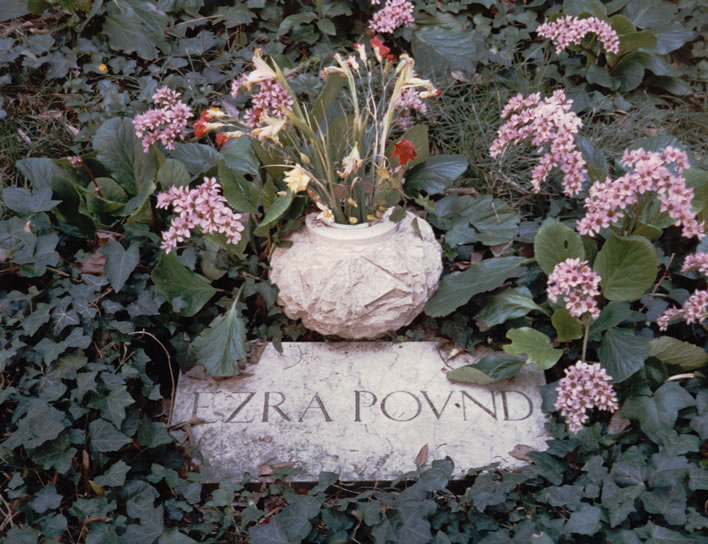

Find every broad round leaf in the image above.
[594,235,657,301]
[503,327,564,371]
[551,308,584,342]
[598,327,650,383]
[533,221,585,275]
[649,337,708,370]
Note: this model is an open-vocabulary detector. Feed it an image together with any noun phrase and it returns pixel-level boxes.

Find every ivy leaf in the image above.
[2,399,66,450]
[30,485,62,514]
[15,157,65,191]
[622,382,696,446]
[104,385,134,427]
[474,287,547,330]
[503,328,563,371]
[123,505,165,544]
[89,419,131,452]
[425,257,530,317]
[432,194,519,247]
[447,354,525,385]
[641,486,687,526]
[601,478,642,527]
[563,504,602,535]
[2,187,61,215]
[94,460,131,487]
[249,518,290,544]
[533,221,585,276]
[192,299,247,377]
[469,473,506,512]
[277,495,321,542]
[151,253,217,317]
[157,528,197,544]
[100,239,139,293]
[648,336,708,370]
[593,235,658,301]
[597,327,650,383]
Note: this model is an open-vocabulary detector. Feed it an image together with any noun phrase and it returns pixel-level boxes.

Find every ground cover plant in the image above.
[1,0,707,542]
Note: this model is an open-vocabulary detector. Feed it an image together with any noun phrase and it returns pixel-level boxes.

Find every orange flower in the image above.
[392,139,417,165]
[215,132,228,147]
[370,36,390,60]
[194,120,208,138]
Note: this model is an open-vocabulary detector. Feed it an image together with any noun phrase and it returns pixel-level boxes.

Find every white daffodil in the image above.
[241,49,278,90]
[315,201,334,223]
[251,116,287,144]
[337,144,363,179]
[284,165,311,193]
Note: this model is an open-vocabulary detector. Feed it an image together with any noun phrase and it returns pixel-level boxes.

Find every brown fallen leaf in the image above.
[415,443,429,468]
[258,465,274,477]
[509,444,536,463]
[607,410,631,435]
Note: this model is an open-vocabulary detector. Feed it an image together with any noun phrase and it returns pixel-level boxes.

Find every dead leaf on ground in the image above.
[607,410,631,435]
[258,465,274,477]
[509,444,536,463]
[415,443,429,468]
[81,251,105,275]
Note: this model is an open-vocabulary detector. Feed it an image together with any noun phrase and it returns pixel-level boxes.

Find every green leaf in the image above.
[30,485,62,513]
[156,159,190,190]
[3,187,61,215]
[551,308,584,342]
[609,14,635,36]
[614,55,646,92]
[218,161,260,214]
[93,118,157,196]
[169,143,222,176]
[586,64,619,89]
[654,22,694,55]
[503,328,564,371]
[623,0,676,29]
[598,327,650,383]
[103,385,134,428]
[311,73,346,129]
[220,136,260,176]
[589,300,631,340]
[257,194,293,230]
[618,30,657,56]
[433,194,519,247]
[424,257,529,317]
[593,235,657,301]
[405,155,468,196]
[447,355,525,385]
[16,157,65,191]
[474,286,546,330]
[413,27,477,77]
[398,124,430,168]
[94,460,131,487]
[158,528,197,544]
[249,518,289,544]
[564,504,602,535]
[123,505,165,544]
[151,253,217,317]
[533,222,585,276]
[191,299,247,377]
[622,382,695,446]
[277,495,321,541]
[601,479,642,527]
[89,419,131,452]
[2,400,65,450]
[102,0,168,60]
[641,486,687,526]
[99,239,139,293]
[648,337,708,370]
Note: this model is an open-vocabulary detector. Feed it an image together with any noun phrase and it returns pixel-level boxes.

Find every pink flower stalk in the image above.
[682,252,708,277]
[537,15,620,55]
[547,258,602,319]
[369,0,415,34]
[133,87,193,152]
[657,290,708,331]
[555,361,619,434]
[490,90,587,197]
[156,177,245,254]
[231,76,293,129]
[396,87,428,130]
[576,147,704,239]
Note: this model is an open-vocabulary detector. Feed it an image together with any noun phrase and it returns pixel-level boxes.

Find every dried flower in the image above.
[547,258,601,320]
[537,15,620,55]
[156,177,244,253]
[369,0,415,34]
[490,90,587,197]
[657,290,708,331]
[576,147,704,239]
[284,165,311,193]
[555,361,619,433]
[133,87,193,152]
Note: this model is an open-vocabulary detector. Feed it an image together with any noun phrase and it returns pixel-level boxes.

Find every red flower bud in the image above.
[215,132,228,147]
[194,120,208,138]
[392,139,417,166]
[370,36,390,59]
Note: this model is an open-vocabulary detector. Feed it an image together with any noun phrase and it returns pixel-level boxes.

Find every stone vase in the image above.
[269,212,443,339]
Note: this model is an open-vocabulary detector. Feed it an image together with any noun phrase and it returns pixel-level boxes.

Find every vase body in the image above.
[269,212,443,339]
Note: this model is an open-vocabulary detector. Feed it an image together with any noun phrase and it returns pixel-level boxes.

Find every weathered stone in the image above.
[171,342,550,481]
[268,212,442,339]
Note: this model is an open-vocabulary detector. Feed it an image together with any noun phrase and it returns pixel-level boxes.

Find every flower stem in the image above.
[581,320,591,362]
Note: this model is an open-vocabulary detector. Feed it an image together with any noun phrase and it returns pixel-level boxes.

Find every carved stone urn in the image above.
[269,212,442,339]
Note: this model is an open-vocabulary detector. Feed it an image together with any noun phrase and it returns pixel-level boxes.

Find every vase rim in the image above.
[305,213,398,245]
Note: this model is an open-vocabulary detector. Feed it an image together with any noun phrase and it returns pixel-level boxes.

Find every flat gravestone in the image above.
[171,342,550,481]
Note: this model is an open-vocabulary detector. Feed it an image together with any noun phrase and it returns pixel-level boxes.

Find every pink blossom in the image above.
[231,76,293,129]
[133,87,193,152]
[576,146,704,240]
[681,252,708,277]
[369,0,415,34]
[657,290,708,330]
[490,89,587,197]
[547,258,602,319]
[395,87,428,130]
[156,177,245,253]
[537,15,620,55]
[555,360,619,434]
[67,156,84,167]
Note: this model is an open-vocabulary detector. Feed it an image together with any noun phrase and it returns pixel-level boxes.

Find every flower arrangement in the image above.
[193,38,440,226]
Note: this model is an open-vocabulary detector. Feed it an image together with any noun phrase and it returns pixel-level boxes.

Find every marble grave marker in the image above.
[171,342,550,481]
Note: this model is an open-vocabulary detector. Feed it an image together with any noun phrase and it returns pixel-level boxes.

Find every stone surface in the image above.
[171,342,550,481]
[268,212,442,339]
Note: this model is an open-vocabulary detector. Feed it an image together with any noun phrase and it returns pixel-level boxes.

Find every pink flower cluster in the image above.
[490,90,587,197]
[67,156,84,167]
[156,177,245,254]
[576,147,704,239]
[133,87,193,153]
[555,361,619,434]
[657,290,708,331]
[682,252,708,276]
[537,16,620,55]
[396,87,428,130]
[231,76,293,128]
[369,0,415,34]
[547,258,602,319]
